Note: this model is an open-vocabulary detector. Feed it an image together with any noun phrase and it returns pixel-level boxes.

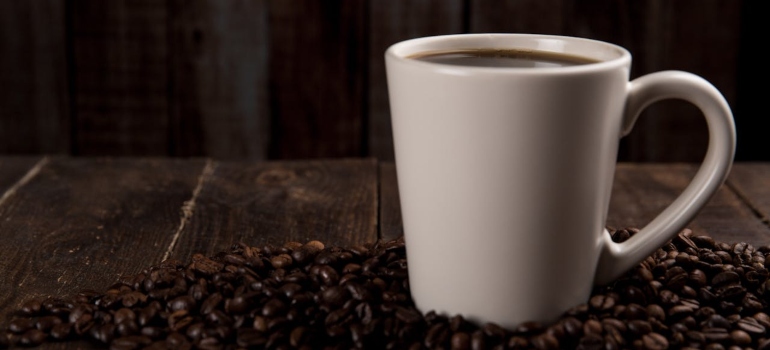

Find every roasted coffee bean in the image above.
[34,315,62,332]
[18,299,42,317]
[702,327,730,342]
[736,317,766,335]
[7,318,34,334]
[531,333,559,350]
[169,295,195,312]
[713,271,741,286]
[199,292,223,316]
[755,312,770,328]
[704,314,731,329]
[577,333,603,350]
[18,329,46,347]
[49,322,72,340]
[583,319,602,335]
[647,304,666,321]
[6,234,770,349]
[514,321,544,335]
[641,332,668,349]
[628,320,652,336]
[623,303,649,319]
[589,294,615,311]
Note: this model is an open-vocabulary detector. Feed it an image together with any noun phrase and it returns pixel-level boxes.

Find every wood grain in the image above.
[0,158,205,331]
[267,0,366,159]
[734,1,764,161]
[607,163,770,246]
[728,163,770,228]
[618,0,740,162]
[380,162,770,246]
[71,0,169,156]
[167,158,379,261]
[470,0,566,34]
[0,0,70,154]
[469,0,741,163]
[169,0,270,159]
[378,162,403,242]
[0,157,41,194]
[367,0,465,161]
[0,1,761,162]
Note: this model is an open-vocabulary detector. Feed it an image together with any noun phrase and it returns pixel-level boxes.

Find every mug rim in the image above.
[386,33,631,75]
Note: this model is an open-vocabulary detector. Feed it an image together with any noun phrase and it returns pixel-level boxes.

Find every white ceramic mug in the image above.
[385,34,736,328]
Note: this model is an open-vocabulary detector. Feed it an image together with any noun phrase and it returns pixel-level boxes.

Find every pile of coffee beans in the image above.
[2,228,770,349]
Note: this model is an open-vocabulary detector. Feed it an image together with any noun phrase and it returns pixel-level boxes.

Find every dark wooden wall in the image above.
[0,0,763,161]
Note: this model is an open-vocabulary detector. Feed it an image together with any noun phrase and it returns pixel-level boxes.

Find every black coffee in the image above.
[409,48,600,68]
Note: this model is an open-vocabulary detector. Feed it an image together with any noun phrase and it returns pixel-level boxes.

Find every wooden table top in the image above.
[0,156,768,347]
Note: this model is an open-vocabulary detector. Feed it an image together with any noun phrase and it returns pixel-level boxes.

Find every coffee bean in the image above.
[692,235,716,249]
[730,329,751,345]
[18,300,42,317]
[647,304,666,321]
[169,295,196,312]
[675,232,698,250]
[395,306,422,324]
[514,321,544,335]
[702,327,730,342]
[755,312,770,328]
[34,315,62,332]
[760,338,770,350]
[624,303,649,319]
[531,333,558,350]
[270,254,293,269]
[589,294,615,311]
[113,334,153,349]
[704,314,731,329]
[736,317,766,335]
[18,329,46,347]
[659,290,680,305]
[7,318,34,334]
[49,322,72,340]
[91,323,115,344]
[713,271,740,286]
[641,332,668,349]
[602,318,627,334]
[583,319,602,335]
[199,292,223,316]
[577,333,603,350]
[705,344,726,350]
[628,320,652,336]
[7,234,770,349]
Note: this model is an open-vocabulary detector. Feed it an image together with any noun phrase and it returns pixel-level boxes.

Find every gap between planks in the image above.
[162,159,216,261]
[0,157,49,209]
[725,178,770,229]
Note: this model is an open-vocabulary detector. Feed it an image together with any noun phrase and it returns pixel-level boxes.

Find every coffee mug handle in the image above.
[594,70,736,285]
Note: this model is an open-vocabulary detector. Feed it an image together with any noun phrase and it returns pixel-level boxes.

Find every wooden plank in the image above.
[469,0,566,34]
[0,158,205,334]
[168,0,270,159]
[379,162,403,242]
[735,1,764,161]
[0,157,42,194]
[267,0,366,159]
[0,1,70,154]
[615,0,740,162]
[368,0,464,161]
[381,161,769,246]
[727,163,770,227]
[71,0,169,155]
[167,158,379,261]
[470,0,741,163]
[607,163,770,246]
